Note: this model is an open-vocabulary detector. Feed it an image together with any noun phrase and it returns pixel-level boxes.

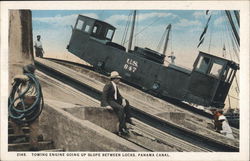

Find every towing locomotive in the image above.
[67,14,239,108]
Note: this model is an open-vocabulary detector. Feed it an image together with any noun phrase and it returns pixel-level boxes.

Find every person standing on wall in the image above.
[34,35,44,58]
[101,71,133,136]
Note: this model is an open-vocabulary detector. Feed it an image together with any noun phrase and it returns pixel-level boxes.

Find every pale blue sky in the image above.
[32,10,239,68]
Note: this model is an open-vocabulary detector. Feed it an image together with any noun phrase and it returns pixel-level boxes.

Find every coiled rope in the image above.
[8,73,44,124]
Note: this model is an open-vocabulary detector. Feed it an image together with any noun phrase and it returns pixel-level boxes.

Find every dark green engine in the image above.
[67,15,239,108]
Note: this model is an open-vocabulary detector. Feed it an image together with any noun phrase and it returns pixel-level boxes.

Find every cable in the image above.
[156,29,166,52]
[207,16,213,53]
[223,13,240,93]
[135,10,139,47]
[124,16,163,45]
[121,11,132,45]
[8,73,44,124]
[170,28,173,55]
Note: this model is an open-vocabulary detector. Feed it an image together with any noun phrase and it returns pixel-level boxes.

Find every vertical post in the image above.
[225,10,240,46]
[222,44,226,58]
[128,10,136,52]
[9,10,34,88]
[227,95,231,110]
[163,24,171,55]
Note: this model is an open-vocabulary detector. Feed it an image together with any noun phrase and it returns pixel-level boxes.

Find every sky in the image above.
[32,10,239,109]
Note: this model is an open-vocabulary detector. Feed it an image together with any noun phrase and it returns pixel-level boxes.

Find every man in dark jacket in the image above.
[101,71,133,136]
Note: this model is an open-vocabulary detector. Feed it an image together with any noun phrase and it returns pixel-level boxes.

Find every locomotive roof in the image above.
[199,51,239,70]
[78,14,116,29]
[199,51,237,64]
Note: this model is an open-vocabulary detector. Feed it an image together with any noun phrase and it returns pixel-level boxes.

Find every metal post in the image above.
[163,24,172,55]
[128,10,136,52]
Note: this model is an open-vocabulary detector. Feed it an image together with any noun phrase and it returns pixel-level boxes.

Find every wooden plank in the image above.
[37,71,99,107]
[129,118,209,152]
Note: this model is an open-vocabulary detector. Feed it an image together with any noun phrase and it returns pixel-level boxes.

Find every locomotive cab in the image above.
[67,15,117,56]
[187,51,239,108]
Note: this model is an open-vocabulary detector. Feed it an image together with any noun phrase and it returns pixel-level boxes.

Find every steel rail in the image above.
[34,60,239,152]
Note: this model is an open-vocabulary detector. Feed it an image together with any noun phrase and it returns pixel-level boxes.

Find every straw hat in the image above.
[110,71,121,79]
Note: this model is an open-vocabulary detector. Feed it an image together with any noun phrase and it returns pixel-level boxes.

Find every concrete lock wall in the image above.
[9,10,34,88]
[156,112,186,124]
[39,100,143,151]
[64,107,119,133]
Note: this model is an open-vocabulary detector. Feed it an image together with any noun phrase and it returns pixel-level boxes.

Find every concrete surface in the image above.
[37,70,99,106]
[64,106,119,133]
[9,10,34,88]
[39,99,147,151]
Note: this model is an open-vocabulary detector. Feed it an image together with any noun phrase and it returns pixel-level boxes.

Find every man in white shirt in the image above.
[34,35,44,58]
[101,71,133,136]
[218,113,235,139]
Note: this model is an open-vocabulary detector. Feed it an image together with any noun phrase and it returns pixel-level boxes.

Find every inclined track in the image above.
[34,59,239,152]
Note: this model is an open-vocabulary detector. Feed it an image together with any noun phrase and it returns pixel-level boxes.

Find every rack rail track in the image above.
[35,59,239,152]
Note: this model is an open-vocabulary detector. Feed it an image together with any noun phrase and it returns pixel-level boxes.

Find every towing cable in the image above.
[8,73,44,124]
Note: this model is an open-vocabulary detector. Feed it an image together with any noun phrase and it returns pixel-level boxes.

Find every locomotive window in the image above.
[84,25,91,33]
[76,20,84,30]
[106,29,114,39]
[225,68,234,82]
[196,56,210,74]
[93,26,98,33]
[209,62,224,78]
[221,68,227,80]
[93,25,101,34]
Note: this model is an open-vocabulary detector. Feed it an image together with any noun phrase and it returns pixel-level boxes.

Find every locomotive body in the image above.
[67,15,239,108]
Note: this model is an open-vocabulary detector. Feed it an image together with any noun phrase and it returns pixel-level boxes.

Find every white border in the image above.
[1,1,249,161]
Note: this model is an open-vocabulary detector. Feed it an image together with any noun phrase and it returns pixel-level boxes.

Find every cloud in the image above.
[104,14,131,26]
[175,18,202,27]
[137,12,177,21]
[33,14,77,27]
[79,13,99,20]
[105,12,177,26]
[213,16,226,26]
[193,11,206,19]
[32,13,99,27]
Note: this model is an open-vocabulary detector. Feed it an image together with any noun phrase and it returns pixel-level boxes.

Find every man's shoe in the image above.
[118,128,129,136]
[126,119,135,126]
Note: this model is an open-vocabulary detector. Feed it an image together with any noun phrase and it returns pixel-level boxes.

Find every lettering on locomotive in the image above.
[124,58,138,72]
